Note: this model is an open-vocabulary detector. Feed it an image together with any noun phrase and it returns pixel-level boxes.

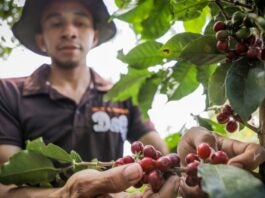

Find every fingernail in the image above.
[124,163,142,183]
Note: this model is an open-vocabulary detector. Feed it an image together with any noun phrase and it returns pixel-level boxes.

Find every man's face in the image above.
[36,0,98,68]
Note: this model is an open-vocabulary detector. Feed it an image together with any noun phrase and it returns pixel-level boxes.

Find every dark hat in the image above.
[12,0,117,56]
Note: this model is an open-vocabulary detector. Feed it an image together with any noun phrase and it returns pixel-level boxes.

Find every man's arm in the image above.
[0,145,145,198]
[139,131,169,155]
[0,145,60,198]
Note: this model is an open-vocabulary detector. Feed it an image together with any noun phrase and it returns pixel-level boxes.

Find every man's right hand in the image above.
[49,163,143,198]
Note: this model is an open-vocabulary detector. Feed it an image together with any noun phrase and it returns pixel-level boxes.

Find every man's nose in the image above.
[61,24,77,40]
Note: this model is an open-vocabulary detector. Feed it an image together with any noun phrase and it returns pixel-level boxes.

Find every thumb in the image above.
[99,163,143,194]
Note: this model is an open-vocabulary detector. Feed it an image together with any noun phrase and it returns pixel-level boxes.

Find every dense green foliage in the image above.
[0,0,22,58]
[106,0,265,125]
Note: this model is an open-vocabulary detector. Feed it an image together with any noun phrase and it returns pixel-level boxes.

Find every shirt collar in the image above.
[23,64,113,96]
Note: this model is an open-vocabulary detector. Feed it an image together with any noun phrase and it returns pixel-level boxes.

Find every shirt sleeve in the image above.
[0,80,23,147]
[126,101,156,143]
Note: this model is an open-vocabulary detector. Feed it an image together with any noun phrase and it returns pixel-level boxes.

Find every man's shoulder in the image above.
[91,68,113,91]
[0,76,28,95]
[0,76,28,89]
[1,76,28,84]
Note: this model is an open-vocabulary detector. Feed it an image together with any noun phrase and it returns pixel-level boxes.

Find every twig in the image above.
[244,122,259,134]
[221,0,253,10]
[215,0,230,20]
[76,161,114,167]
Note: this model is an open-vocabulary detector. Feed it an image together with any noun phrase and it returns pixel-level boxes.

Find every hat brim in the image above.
[12,0,117,56]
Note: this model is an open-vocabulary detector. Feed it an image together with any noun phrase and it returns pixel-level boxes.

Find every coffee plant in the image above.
[1,0,265,197]
[1,138,265,197]
[105,0,265,196]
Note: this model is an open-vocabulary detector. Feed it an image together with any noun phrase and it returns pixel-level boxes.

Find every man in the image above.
[0,0,169,197]
[0,0,263,197]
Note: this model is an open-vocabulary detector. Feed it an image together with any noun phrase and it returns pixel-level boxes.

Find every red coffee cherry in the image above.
[216,40,229,52]
[197,143,212,160]
[156,156,172,172]
[123,155,135,164]
[226,120,238,133]
[216,30,229,41]
[213,21,226,32]
[217,112,230,124]
[186,161,200,176]
[167,153,181,167]
[185,153,200,164]
[143,145,157,159]
[148,170,164,193]
[211,151,229,164]
[139,157,156,173]
[115,158,125,166]
[221,104,233,115]
[131,141,144,154]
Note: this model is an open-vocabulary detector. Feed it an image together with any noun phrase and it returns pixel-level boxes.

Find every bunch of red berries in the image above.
[213,11,265,63]
[184,143,229,187]
[115,141,181,192]
[216,104,243,133]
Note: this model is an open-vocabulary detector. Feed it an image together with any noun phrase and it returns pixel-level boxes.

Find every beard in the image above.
[52,57,79,69]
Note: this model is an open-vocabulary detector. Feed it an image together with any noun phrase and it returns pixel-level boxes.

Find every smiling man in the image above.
[0,0,169,197]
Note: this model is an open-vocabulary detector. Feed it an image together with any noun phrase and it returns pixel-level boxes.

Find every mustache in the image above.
[57,43,82,50]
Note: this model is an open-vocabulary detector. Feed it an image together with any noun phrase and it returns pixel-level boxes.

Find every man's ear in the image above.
[92,30,99,48]
[35,34,47,52]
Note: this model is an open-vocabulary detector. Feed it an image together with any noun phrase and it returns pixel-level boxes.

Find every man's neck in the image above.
[48,64,91,104]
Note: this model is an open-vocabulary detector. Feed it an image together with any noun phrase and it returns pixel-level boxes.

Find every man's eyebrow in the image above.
[74,11,92,19]
[42,11,92,23]
[42,12,61,23]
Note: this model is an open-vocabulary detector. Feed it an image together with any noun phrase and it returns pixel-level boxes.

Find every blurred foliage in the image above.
[0,0,22,59]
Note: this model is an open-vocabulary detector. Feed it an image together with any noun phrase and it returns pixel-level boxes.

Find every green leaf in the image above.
[169,61,199,100]
[197,64,217,90]
[199,164,265,198]
[115,0,131,8]
[226,57,265,121]
[164,132,182,152]
[112,0,154,33]
[138,74,160,119]
[117,41,164,69]
[196,116,227,136]
[104,68,152,104]
[179,35,226,65]
[183,6,210,33]
[208,63,230,105]
[141,0,173,39]
[0,150,58,185]
[70,151,87,172]
[160,32,202,59]
[170,0,209,21]
[26,138,72,163]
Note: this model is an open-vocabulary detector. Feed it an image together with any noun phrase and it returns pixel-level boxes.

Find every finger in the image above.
[178,127,218,166]
[143,176,180,198]
[98,163,143,194]
[228,145,265,170]
[179,177,208,198]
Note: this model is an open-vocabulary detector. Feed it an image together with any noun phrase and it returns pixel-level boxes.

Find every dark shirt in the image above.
[0,64,155,161]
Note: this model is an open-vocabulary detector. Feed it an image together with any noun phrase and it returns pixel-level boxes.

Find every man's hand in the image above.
[49,163,143,198]
[175,126,265,198]
[178,126,265,169]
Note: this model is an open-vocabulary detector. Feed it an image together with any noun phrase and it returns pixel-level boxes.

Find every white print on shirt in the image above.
[92,111,128,140]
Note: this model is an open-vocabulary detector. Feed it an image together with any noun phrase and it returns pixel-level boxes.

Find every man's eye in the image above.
[76,22,84,27]
[50,22,62,28]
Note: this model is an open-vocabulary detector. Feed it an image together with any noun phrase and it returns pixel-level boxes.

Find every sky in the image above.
[0,0,206,153]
